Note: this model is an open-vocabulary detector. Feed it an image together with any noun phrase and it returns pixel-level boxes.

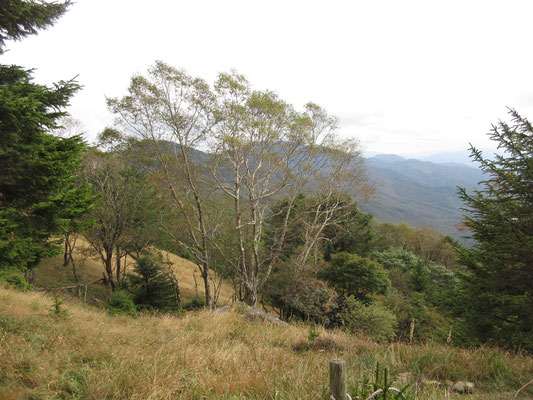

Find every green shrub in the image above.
[337,296,397,341]
[0,271,32,291]
[107,290,137,317]
[381,289,447,342]
[373,248,431,294]
[262,268,338,324]
[351,363,413,400]
[183,297,205,310]
[373,247,421,271]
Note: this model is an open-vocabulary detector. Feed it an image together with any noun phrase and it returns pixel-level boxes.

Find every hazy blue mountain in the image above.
[144,141,484,241]
[422,150,475,166]
[369,154,406,163]
[420,148,500,166]
[361,155,484,240]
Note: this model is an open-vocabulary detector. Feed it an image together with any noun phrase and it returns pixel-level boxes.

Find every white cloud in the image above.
[3,0,533,155]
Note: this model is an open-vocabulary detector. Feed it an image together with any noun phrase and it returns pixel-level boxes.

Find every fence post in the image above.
[330,358,347,400]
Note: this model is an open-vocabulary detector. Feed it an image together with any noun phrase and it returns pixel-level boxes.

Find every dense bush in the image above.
[321,252,390,302]
[182,297,205,310]
[381,289,448,342]
[336,295,397,341]
[0,271,32,291]
[373,247,421,271]
[373,248,431,293]
[107,290,137,317]
[263,268,338,324]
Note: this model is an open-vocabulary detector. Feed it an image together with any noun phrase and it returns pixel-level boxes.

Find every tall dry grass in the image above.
[1,286,532,399]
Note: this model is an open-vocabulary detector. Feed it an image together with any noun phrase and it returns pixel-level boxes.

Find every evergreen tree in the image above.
[0,0,70,53]
[0,67,88,274]
[0,1,91,275]
[458,109,533,349]
[323,205,375,258]
[127,257,179,311]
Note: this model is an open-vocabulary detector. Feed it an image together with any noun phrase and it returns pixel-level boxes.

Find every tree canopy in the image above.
[321,252,390,302]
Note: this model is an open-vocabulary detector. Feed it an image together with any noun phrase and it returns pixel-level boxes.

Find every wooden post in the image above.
[330,358,347,400]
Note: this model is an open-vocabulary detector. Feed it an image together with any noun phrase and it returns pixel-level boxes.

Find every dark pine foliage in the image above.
[0,0,70,53]
[457,109,533,350]
[127,257,179,312]
[0,1,92,274]
[0,65,89,272]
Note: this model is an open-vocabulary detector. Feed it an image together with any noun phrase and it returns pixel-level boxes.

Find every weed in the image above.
[60,368,88,399]
[293,324,323,351]
[351,363,412,400]
[183,297,206,310]
[232,302,249,314]
[308,324,321,342]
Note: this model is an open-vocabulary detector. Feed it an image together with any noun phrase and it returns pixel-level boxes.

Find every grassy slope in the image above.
[34,238,235,305]
[1,287,532,400]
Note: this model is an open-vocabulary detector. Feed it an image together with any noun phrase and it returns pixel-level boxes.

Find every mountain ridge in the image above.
[361,154,483,241]
[131,141,483,241]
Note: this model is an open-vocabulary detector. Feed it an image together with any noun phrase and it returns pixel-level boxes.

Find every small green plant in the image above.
[61,368,88,398]
[0,313,21,333]
[49,292,68,318]
[232,302,248,314]
[107,290,137,317]
[351,364,411,400]
[308,325,320,342]
[293,324,324,352]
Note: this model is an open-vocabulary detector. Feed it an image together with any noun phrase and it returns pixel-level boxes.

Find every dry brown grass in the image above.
[34,238,234,305]
[1,286,532,400]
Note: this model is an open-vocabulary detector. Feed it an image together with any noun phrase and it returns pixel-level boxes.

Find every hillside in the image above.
[34,239,235,305]
[361,155,484,240]
[1,286,532,399]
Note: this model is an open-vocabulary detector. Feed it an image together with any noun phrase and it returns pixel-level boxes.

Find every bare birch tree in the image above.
[107,61,220,308]
[210,73,371,305]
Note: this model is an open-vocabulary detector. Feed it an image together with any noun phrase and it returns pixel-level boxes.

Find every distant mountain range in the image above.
[421,150,477,166]
[146,141,486,242]
[360,154,485,241]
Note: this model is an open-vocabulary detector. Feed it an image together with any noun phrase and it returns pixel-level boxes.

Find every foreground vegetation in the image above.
[1,286,532,400]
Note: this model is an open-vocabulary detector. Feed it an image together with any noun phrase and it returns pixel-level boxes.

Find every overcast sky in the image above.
[4,0,533,156]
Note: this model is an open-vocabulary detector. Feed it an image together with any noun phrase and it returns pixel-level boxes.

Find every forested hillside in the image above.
[362,155,484,240]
